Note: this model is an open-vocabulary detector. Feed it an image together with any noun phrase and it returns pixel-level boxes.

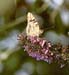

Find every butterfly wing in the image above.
[26,12,43,37]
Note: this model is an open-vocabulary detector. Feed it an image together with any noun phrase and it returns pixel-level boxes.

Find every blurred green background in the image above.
[0,0,69,75]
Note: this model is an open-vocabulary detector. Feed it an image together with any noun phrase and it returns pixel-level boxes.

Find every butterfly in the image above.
[26,12,43,37]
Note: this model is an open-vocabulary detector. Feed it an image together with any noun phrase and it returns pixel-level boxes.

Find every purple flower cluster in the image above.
[18,34,54,63]
[18,33,69,67]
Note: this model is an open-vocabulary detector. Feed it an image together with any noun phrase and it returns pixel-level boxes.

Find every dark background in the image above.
[0,0,69,75]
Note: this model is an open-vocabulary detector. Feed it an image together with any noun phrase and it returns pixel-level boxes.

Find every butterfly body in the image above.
[26,12,43,37]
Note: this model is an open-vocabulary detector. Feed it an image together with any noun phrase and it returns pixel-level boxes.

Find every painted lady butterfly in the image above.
[26,12,43,37]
